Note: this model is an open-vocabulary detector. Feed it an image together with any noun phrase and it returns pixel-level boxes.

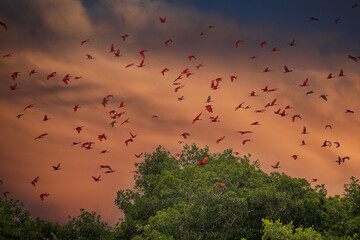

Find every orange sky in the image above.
[0,0,359,226]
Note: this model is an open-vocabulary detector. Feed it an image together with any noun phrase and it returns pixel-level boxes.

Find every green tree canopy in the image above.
[114,144,360,240]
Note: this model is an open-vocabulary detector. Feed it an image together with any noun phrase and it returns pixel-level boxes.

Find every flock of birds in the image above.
[0,3,359,206]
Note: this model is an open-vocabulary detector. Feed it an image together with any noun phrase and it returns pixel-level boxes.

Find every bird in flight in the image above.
[40,193,50,201]
[271,161,280,169]
[216,136,225,144]
[192,113,202,124]
[159,17,167,23]
[92,176,102,182]
[35,133,48,140]
[31,176,40,187]
[197,157,208,165]
[0,21,7,30]
[52,163,61,171]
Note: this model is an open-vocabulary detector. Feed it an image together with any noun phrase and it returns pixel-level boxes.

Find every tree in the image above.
[59,208,113,240]
[114,144,360,239]
[0,198,61,239]
[261,219,323,240]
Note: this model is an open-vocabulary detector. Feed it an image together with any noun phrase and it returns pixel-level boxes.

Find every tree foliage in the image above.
[1,144,360,239]
[115,144,360,240]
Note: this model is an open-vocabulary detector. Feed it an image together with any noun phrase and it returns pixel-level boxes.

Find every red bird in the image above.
[207,25,215,29]
[81,142,95,150]
[29,69,37,76]
[249,91,257,97]
[291,155,298,160]
[235,40,244,47]
[11,72,20,81]
[129,132,138,138]
[216,136,225,144]
[3,191,9,198]
[346,109,354,114]
[271,47,279,52]
[237,131,253,135]
[325,124,332,130]
[125,138,133,146]
[74,104,80,112]
[161,68,169,76]
[265,99,277,108]
[110,43,115,53]
[43,115,51,121]
[118,101,126,108]
[321,140,331,147]
[284,65,292,73]
[80,39,89,45]
[0,21,7,30]
[192,113,202,124]
[135,152,143,158]
[62,74,71,85]
[263,67,271,72]
[159,17,167,23]
[139,50,147,58]
[260,41,267,48]
[131,170,139,175]
[302,126,309,134]
[122,34,129,41]
[52,163,61,171]
[339,69,344,77]
[271,161,280,169]
[242,139,251,145]
[98,133,107,141]
[274,108,281,114]
[205,105,213,113]
[230,75,237,82]
[31,176,40,187]
[285,105,292,109]
[125,63,134,68]
[249,56,257,60]
[35,133,48,140]
[100,150,109,154]
[218,183,225,188]
[75,126,83,134]
[210,116,219,122]
[165,39,173,47]
[292,115,302,122]
[40,193,50,201]
[121,118,130,125]
[235,102,245,111]
[300,78,309,87]
[175,85,184,92]
[100,165,112,171]
[327,73,333,79]
[10,84,18,90]
[196,63,204,69]
[181,132,190,139]
[312,178,318,182]
[92,176,101,182]
[3,53,11,58]
[188,55,196,61]
[197,157,208,165]
[24,104,34,110]
[47,72,56,80]
[199,31,206,36]
[250,121,260,126]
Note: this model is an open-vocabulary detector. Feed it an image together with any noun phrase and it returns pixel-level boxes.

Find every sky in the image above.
[0,0,360,226]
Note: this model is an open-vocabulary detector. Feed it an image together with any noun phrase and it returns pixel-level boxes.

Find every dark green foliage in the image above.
[0,198,61,240]
[115,144,360,240]
[1,144,360,239]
